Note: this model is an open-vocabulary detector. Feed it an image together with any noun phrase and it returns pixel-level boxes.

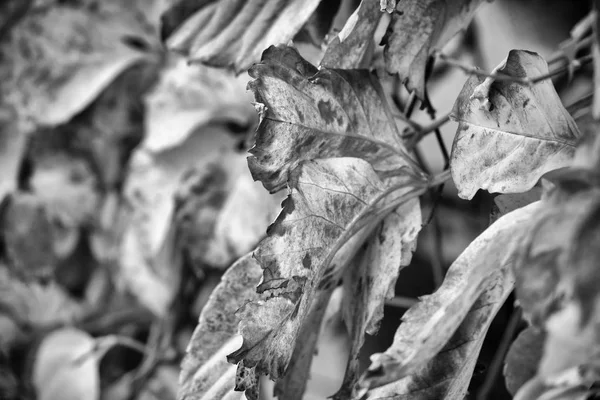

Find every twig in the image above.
[385,296,418,309]
[434,51,593,85]
[429,169,451,187]
[404,112,452,146]
[476,308,523,400]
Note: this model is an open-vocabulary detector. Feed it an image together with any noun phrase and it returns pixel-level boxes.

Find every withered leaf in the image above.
[383,0,484,99]
[228,158,423,383]
[179,253,262,400]
[356,201,540,395]
[450,50,581,200]
[273,287,336,400]
[0,4,154,127]
[320,0,382,69]
[164,0,322,72]
[248,45,411,193]
[334,201,421,399]
[362,267,514,400]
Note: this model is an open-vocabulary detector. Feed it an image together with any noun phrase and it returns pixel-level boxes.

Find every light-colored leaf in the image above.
[33,328,99,400]
[320,0,382,69]
[247,45,414,193]
[119,125,238,316]
[450,50,581,199]
[142,55,254,153]
[164,0,322,72]
[179,253,262,400]
[1,4,154,127]
[229,158,424,384]
[383,0,484,98]
[355,201,541,394]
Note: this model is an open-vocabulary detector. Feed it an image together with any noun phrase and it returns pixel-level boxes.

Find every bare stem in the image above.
[385,296,418,309]
[434,51,593,85]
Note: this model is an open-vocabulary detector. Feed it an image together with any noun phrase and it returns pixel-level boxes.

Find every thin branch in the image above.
[434,51,593,85]
[429,169,452,187]
[385,296,418,309]
[404,112,452,146]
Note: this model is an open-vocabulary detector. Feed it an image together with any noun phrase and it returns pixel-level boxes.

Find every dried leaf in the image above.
[179,253,262,400]
[333,201,421,399]
[0,108,26,201]
[228,158,424,384]
[356,201,541,394]
[164,0,322,72]
[362,267,514,400]
[0,4,154,127]
[174,151,283,270]
[504,327,545,396]
[248,45,412,193]
[383,0,483,98]
[450,50,581,200]
[273,287,336,399]
[32,328,100,400]
[320,0,382,69]
[143,56,254,153]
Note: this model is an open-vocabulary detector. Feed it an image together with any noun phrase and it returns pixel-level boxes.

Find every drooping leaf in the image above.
[383,0,484,99]
[174,151,284,270]
[0,3,155,127]
[228,158,425,385]
[361,266,514,400]
[333,201,421,399]
[273,287,336,400]
[450,50,581,200]
[247,45,413,193]
[355,201,541,395]
[142,55,254,153]
[504,327,545,396]
[179,253,262,400]
[320,0,382,69]
[163,0,322,72]
[32,328,100,400]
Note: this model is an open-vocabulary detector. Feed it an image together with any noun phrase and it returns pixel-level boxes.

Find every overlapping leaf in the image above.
[355,201,540,397]
[142,56,254,153]
[179,253,262,400]
[174,151,283,270]
[383,0,484,98]
[508,132,600,399]
[228,158,424,385]
[450,50,581,199]
[247,45,411,193]
[163,0,322,72]
[320,0,382,69]
[334,201,421,399]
